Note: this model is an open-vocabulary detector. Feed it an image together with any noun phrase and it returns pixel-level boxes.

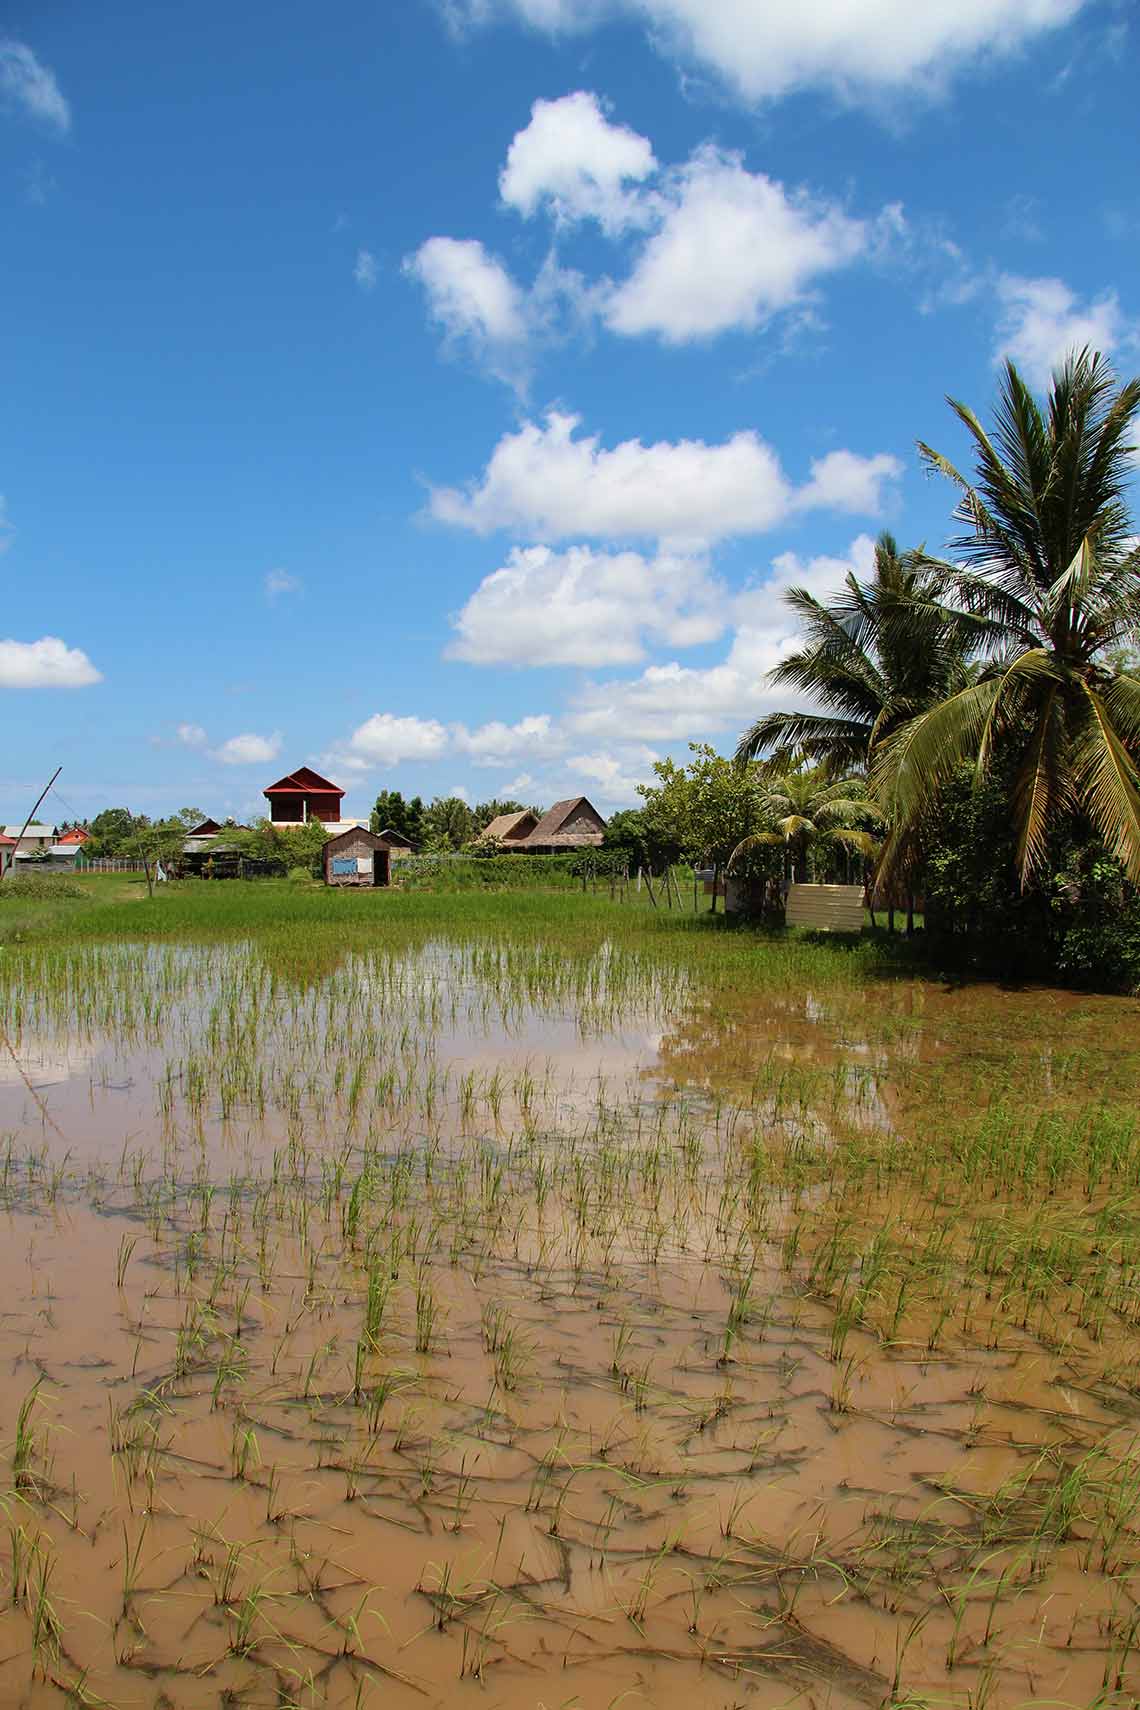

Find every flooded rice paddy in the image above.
[1,928,1139,1709]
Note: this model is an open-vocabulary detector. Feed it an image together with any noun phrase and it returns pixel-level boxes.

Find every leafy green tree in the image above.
[729,766,882,883]
[601,807,681,872]
[174,806,207,829]
[422,795,475,852]
[232,818,328,875]
[472,798,538,828]
[876,350,1140,889]
[87,807,139,855]
[369,791,425,846]
[120,819,187,896]
[736,531,976,775]
[640,745,764,911]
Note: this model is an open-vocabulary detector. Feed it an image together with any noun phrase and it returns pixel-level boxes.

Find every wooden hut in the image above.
[323,827,391,888]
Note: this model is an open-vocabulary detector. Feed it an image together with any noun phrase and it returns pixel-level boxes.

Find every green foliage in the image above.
[230,818,328,876]
[369,791,425,846]
[602,807,681,872]
[738,530,975,775]
[396,854,585,891]
[640,745,763,872]
[422,796,475,852]
[0,872,88,902]
[920,768,1140,990]
[472,798,539,826]
[87,807,141,856]
[878,350,1140,890]
[733,766,882,883]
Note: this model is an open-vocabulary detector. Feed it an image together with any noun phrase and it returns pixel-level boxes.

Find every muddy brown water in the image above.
[0,938,1138,1708]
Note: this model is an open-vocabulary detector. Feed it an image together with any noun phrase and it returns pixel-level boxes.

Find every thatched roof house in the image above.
[522,797,606,853]
[483,809,539,844]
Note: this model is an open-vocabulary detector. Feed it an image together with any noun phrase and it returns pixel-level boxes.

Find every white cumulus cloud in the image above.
[568,534,877,742]
[215,732,283,766]
[406,236,529,350]
[0,40,71,133]
[447,1,1086,107]
[606,147,867,342]
[994,274,1135,389]
[452,714,565,765]
[0,636,101,689]
[430,411,900,544]
[568,746,660,803]
[447,543,723,666]
[500,91,657,234]
[332,712,450,772]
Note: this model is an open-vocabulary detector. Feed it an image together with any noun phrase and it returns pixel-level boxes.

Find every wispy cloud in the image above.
[0,40,71,133]
[265,568,302,599]
[353,247,378,291]
[176,722,208,748]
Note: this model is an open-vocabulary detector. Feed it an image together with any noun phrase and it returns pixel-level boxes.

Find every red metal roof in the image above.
[57,827,91,844]
[0,834,16,846]
[263,765,344,799]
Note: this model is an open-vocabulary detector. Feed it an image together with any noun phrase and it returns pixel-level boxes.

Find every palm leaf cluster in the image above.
[739,350,1140,894]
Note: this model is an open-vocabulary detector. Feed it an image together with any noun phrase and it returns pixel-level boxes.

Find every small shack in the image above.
[375,827,415,859]
[324,827,391,888]
[0,834,15,878]
[785,882,864,933]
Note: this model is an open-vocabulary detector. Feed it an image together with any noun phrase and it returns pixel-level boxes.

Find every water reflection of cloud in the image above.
[0,1036,102,1090]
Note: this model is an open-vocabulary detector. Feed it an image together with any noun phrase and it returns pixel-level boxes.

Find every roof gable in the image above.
[325,827,391,852]
[264,765,344,798]
[523,797,606,845]
[483,810,538,841]
[376,826,414,847]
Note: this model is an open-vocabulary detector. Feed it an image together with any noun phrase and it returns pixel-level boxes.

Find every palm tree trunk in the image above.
[709,862,719,914]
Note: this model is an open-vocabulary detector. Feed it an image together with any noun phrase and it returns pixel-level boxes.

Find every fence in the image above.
[74,857,150,873]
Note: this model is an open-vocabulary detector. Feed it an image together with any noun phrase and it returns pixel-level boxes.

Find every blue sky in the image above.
[2,0,1138,825]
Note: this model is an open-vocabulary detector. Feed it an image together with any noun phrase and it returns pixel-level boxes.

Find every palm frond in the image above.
[1072,683,1140,883]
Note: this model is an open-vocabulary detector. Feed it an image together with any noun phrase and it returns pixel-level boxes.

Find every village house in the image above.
[323,827,392,887]
[496,797,607,853]
[2,824,57,860]
[0,834,15,877]
[263,766,365,836]
[481,809,539,846]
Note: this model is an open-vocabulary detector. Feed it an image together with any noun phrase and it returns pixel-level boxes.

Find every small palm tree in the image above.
[728,767,882,883]
[875,350,1140,889]
[736,532,976,774]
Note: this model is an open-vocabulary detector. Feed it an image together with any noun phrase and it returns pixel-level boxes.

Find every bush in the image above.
[920,769,1140,991]
[286,866,314,885]
[0,872,88,901]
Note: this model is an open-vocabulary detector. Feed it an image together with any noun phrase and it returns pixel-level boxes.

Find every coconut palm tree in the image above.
[728,766,883,884]
[735,532,976,775]
[875,350,1140,889]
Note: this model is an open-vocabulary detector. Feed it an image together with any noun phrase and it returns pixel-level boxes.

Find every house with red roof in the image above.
[262,766,365,836]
